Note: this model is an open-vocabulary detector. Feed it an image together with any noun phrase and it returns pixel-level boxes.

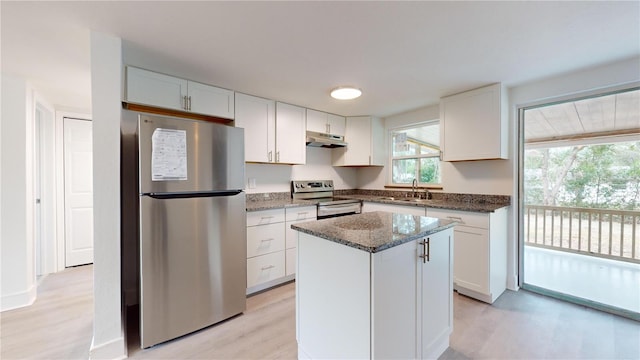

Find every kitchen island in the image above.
[291,211,456,359]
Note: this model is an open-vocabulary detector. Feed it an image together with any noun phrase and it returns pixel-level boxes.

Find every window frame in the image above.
[387,120,442,187]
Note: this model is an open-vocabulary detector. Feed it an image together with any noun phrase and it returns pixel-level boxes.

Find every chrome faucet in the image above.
[412,178,418,198]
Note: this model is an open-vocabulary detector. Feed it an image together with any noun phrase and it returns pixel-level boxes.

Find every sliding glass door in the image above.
[519,87,640,319]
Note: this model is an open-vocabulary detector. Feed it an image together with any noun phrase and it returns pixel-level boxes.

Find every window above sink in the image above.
[389,121,441,187]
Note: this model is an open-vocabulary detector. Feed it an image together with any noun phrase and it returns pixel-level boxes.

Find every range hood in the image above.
[306,131,347,148]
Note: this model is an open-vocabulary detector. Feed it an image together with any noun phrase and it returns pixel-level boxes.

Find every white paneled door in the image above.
[64,118,94,267]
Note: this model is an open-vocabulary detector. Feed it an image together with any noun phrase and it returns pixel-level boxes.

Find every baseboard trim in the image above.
[247,275,295,296]
[1,284,37,312]
[89,335,127,360]
[507,274,519,291]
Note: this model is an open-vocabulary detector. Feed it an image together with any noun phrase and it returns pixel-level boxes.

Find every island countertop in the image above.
[291,211,457,253]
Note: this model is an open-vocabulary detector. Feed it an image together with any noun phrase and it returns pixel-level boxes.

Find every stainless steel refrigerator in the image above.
[121,111,247,349]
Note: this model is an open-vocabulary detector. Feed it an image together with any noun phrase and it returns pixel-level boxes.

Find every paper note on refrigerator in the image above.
[151,128,188,181]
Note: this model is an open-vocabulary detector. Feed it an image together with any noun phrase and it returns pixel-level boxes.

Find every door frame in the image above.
[55,111,92,271]
[33,95,56,276]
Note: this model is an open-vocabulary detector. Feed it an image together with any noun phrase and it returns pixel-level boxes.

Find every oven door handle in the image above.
[318,202,362,218]
[320,203,361,210]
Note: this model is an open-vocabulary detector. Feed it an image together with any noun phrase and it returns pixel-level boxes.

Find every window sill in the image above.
[384,184,443,190]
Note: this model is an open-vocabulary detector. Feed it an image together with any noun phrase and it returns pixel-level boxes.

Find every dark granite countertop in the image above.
[246,190,510,213]
[291,211,457,253]
[246,198,317,212]
[335,194,508,213]
[245,192,317,212]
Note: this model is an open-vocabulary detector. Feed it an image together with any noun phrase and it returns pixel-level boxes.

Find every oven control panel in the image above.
[292,180,334,193]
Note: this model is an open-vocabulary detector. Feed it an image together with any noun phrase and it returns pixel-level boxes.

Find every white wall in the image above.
[0,74,36,311]
[246,146,357,193]
[510,56,640,107]
[89,32,126,360]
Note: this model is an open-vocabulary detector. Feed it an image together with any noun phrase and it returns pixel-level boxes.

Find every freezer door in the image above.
[138,114,245,194]
[139,192,247,348]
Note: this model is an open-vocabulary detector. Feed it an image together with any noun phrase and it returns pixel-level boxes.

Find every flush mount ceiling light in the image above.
[330,86,362,100]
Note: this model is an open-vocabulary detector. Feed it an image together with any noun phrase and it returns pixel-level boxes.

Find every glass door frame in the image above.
[516,84,640,321]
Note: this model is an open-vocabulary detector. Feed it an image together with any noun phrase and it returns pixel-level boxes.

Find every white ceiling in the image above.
[2,1,639,117]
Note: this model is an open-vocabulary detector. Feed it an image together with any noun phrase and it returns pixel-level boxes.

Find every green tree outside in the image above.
[524,141,640,210]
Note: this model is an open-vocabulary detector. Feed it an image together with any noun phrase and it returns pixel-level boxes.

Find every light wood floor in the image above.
[2,265,639,359]
[1,265,93,360]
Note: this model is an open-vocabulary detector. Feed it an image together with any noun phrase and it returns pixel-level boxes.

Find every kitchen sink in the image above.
[375,196,433,203]
[399,198,433,203]
[376,196,397,200]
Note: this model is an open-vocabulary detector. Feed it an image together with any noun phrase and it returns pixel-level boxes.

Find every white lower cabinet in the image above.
[285,248,296,277]
[246,206,316,294]
[363,201,426,216]
[246,223,285,258]
[247,251,285,288]
[246,208,286,294]
[297,229,453,359]
[285,206,317,276]
[426,207,508,303]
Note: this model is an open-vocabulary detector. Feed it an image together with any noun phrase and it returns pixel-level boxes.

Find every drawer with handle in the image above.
[247,251,286,288]
[285,206,317,222]
[247,208,286,226]
[247,223,285,257]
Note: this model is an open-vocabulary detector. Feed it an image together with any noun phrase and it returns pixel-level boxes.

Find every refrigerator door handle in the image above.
[144,190,243,199]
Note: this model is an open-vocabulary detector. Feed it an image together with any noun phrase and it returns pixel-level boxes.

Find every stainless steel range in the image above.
[291,180,362,219]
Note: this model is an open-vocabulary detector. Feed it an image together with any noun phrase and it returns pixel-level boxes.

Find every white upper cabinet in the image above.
[306,109,328,133]
[306,109,346,136]
[440,83,507,161]
[333,116,385,166]
[187,80,235,119]
[125,66,235,119]
[234,97,305,164]
[125,66,187,111]
[327,113,346,136]
[276,102,306,164]
[234,93,275,163]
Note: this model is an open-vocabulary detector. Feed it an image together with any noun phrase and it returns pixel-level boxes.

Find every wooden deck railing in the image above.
[524,205,640,264]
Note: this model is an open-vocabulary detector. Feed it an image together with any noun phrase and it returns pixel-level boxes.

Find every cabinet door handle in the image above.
[456,229,483,236]
[446,216,464,223]
[276,151,280,162]
[260,238,274,243]
[182,95,188,110]
[268,151,273,162]
[419,238,430,263]
[426,238,430,262]
[261,265,275,271]
[187,95,192,111]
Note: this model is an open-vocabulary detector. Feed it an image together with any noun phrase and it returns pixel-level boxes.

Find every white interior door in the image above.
[64,118,93,267]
